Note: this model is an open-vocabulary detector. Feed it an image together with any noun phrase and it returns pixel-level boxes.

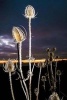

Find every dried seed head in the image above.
[48,92,60,100]
[41,76,47,81]
[4,59,16,73]
[52,47,56,52]
[46,48,50,52]
[56,70,62,76]
[25,5,35,19]
[12,27,26,43]
[34,88,38,96]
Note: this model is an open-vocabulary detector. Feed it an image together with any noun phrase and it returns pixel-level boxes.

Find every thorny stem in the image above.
[59,75,60,96]
[50,61,54,90]
[19,43,29,100]
[46,64,51,88]
[54,61,57,91]
[29,18,32,100]
[24,62,35,82]
[9,72,15,100]
[20,80,27,99]
[37,67,42,100]
[32,62,35,74]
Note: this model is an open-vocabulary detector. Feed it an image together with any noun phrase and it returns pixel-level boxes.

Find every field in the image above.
[0,61,67,100]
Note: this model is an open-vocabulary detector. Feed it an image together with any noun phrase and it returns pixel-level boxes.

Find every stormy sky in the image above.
[0,0,67,59]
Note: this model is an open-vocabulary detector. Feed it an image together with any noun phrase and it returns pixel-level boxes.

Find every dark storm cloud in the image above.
[0,0,67,59]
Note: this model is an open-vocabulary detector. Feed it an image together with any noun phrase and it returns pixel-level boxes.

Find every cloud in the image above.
[0,35,16,49]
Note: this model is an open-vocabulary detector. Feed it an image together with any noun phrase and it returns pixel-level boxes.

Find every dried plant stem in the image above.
[37,67,42,100]
[54,61,57,90]
[29,18,32,100]
[50,62,54,88]
[9,72,15,100]
[47,64,51,88]
[32,63,35,73]
[19,43,29,100]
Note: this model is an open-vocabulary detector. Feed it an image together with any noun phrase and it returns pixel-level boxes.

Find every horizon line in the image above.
[0,58,67,64]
